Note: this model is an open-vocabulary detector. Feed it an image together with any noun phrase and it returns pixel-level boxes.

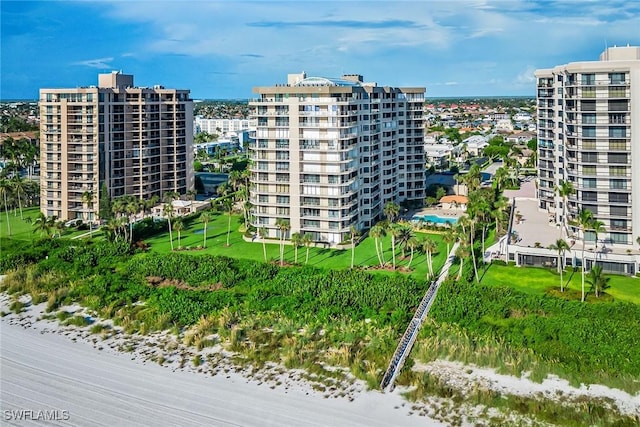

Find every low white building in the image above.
[461,135,489,156]
[424,143,457,169]
[495,119,514,132]
[194,117,255,136]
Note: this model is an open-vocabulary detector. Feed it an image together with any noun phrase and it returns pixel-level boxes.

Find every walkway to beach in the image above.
[380,242,460,392]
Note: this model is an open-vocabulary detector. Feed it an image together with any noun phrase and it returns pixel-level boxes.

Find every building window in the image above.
[609,139,626,150]
[608,193,628,203]
[581,152,597,163]
[608,100,627,111]
[610,206,627,216]
[610,233,628,244]
[609,73,625,84]
[582,178,596,189]
[582,127,596,138]
[609,166,627,176]
[609,179,626,190]
[581,74,595,85]
[581,113,596,124]
[259,195,269,203]
[608,153,627,164]
[609,127,626,138]
[581,191,597,202]
[582,166,596,175]
[610,219,627,230]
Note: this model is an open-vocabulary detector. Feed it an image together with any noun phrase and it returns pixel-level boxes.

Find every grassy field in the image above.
[0,206,95,242]
[480,263,640,305]
[144,211,448,279]
[0,207,42,241]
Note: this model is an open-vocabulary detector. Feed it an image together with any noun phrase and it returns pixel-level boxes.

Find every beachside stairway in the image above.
[380,243,459,392]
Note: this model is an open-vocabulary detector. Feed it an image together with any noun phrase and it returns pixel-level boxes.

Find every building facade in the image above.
[40,72,193,221]
[248,72,425,245]
[535,46,640,250]
[194,117,254,135]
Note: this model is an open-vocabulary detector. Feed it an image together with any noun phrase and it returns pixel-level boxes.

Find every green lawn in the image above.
[0,206,42,241]
[481,263,640,305]
[0,206,101,242]
[144,211,449,279]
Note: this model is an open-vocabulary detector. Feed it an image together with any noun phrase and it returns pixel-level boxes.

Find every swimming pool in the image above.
[412,214,459,225]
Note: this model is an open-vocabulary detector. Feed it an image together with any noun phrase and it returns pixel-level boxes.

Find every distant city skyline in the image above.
[2,1,639,100]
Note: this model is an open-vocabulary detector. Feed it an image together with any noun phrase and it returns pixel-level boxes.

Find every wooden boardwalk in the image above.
[380,242,459,392]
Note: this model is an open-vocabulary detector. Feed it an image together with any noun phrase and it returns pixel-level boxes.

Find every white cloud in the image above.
[73,57,114,68]
[516,66,536,84]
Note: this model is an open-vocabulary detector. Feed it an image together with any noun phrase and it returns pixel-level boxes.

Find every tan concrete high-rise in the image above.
[535,46,640,259]
[248,72,425,245]
[39,72,194,221]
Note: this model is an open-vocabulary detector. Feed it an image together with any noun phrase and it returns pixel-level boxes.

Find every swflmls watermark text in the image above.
[3,409,70,422]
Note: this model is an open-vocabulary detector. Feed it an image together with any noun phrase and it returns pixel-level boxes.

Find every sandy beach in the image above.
[0,298,441,427]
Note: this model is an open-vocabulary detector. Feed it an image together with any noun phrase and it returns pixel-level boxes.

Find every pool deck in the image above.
[409,206,464,219]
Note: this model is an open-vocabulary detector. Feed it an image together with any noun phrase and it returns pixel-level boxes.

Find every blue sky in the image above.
[2,0,639,100]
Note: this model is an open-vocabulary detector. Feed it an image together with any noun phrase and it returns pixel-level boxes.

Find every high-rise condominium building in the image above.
[248,72,425,245]
[40,72,193,221]
[535,46,640,249]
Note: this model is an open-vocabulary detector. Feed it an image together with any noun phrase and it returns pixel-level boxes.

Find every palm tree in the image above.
[291,232,302,264]
[199,211,212,248]
[275,218,290,266]
[302,233,312,264]
[32,212,51,238]
[422,237,438,279]
[126,197,140,243]
[369,224,386,268]
[587,265,610,298]
[389,223,400,270]
[219,197,234,247]
[173,217,185,249]
[259,226,268,262]
[442,228,457,256]
[549,239,570,292]
[81,190,95,237]
[11,176,26,219]
[0,179,12,236]
[555,180,575,238]
[460,215,479,284]
[163,202,175,251]
[406,237,419,269]
[455,243,470,280]
[349,225,359,269]
[493,167,509,193]
[383,202,400,224]
[53,219,65,238]
[575,209,594,302]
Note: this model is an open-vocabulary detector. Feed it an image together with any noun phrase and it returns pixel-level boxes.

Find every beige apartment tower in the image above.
[39,72,194,221]
[535,46,640,259]
[249,72,425,245]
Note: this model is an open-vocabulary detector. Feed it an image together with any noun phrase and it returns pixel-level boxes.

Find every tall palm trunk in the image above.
[3,191,11,236]
[167,218,174,251]
[262,240,267,262]
[203,222,208,248]
[470,222,479,284]
[351,241,355,269]
[391,235,396,270]
[559,250,564,292]
[407,246,414,269]
[581,240,586,302]
[226,213,231,246]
